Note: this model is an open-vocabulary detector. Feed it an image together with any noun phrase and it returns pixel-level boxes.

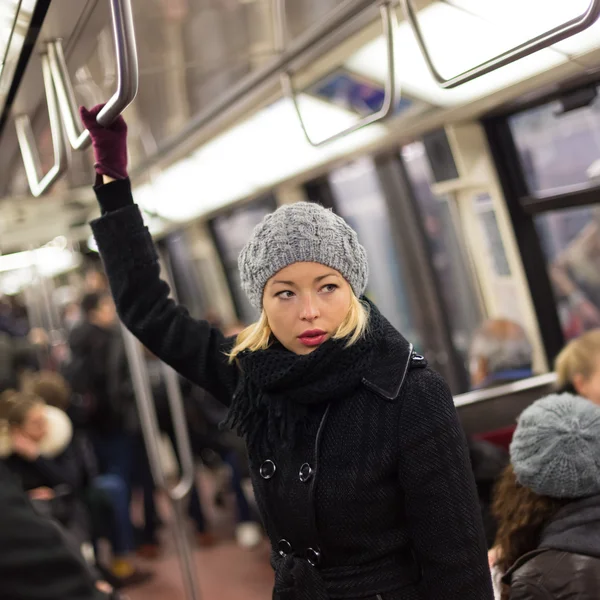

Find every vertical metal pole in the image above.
[119,322,202,600]
[157,249,202,600]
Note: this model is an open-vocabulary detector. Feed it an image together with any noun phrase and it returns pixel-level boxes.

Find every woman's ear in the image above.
[572,372,588,397]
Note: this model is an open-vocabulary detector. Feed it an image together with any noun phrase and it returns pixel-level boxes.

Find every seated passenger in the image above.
[469,319,534,390]
[29,371,152,589]
[555,328,600,404]
[492,393,600,599]
[0,390,90,543]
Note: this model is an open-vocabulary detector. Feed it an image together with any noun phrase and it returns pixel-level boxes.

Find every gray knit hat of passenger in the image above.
[238,202,368,309]
[510,393,600,499]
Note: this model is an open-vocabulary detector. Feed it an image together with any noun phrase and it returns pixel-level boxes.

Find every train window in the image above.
[535,205,600,341]
[402,141,483,366]
[209,195,277,325]
[473,193,511,278]
[508,85,600,195]
[328,157,422,345]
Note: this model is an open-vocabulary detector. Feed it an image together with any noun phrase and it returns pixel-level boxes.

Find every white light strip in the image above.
[0,247,78,274]
[133,94,386,222]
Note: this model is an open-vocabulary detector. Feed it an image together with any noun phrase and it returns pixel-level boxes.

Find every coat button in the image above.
[259,460,276,480]
[306,547,321,567]
[299,463,314,483]
[278,539,292,557]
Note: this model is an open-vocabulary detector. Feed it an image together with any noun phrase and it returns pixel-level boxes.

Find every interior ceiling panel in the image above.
[0,0,349,199]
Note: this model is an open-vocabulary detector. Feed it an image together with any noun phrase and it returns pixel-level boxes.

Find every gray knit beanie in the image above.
[238,202,368,309]
[510,393,600,499]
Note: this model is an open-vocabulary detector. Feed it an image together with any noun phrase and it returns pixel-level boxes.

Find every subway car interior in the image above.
[1,0,600,599]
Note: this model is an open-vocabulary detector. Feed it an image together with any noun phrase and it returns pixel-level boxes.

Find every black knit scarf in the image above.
[223,300,385,453]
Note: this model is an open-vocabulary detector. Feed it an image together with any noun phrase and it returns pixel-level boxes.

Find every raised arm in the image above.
[81,105,238,405]
[398,367,494,600]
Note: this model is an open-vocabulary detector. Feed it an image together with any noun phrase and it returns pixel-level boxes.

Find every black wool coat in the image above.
[91,179,494,600]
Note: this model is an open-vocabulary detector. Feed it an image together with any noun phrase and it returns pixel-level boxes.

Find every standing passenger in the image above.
[80,104,493,600]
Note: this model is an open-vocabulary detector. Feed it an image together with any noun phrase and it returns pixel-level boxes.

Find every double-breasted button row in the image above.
[259,459,314,483]
[277,539,321,566]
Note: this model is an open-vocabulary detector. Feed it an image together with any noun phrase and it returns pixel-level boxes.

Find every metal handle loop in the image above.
[275,0,397,147]
[401,0,600,89]
[49,0,139,150]
[15,53,69,197]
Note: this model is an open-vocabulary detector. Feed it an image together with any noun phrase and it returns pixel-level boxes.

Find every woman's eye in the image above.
[276,290,294,299]
[321,284,338,293]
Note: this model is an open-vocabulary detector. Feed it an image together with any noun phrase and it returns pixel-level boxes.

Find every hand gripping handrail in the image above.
[401,0,600,89]
[48,0,139,150]
[275,0,397,147]
[14,53,69,197]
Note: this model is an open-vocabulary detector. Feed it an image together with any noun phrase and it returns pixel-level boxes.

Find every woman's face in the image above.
[17,406,48,443]
[574,355,600,406]
[263,262,352,355]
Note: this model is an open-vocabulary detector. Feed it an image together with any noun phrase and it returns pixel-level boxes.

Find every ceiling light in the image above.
[137,94,385,222]
[0,246,79,275]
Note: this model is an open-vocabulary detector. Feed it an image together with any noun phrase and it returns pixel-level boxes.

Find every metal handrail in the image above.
[454,372,557,408]
[120,324,202,600]
[14,53,69,198]
[275,0,397,147]
[48,0,139,150]
[401,0,600,89]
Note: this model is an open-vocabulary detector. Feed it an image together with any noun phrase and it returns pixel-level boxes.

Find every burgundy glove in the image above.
[80,104,128,180]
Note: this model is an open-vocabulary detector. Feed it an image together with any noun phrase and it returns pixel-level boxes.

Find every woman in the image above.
[492,393,600,599]
[80,104,493,600]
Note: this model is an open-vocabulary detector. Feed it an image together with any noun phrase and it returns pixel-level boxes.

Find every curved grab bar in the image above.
[156,253,197,502]
[15,53,69,197]
[161,363,196,502]
[401,0,600,89]
[275,0,397,147]
[49,0,139,150]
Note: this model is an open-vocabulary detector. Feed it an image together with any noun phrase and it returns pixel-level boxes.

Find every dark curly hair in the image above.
[492,465,569,599]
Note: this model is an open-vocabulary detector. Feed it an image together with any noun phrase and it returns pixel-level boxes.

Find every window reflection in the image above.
[402,141,483,367]
[536,205,600,340]
[210,197,277,325]
[509,87,600,195]
[328,157,421,345]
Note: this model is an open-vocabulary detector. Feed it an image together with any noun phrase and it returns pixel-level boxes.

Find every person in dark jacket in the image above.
[467,438,509,549]
[80,104,493,600]
[0,461,114,600]
[492,393,600,600]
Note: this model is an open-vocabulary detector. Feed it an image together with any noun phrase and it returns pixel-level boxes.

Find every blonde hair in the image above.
[555,329,600,390]
[228,294,370,362]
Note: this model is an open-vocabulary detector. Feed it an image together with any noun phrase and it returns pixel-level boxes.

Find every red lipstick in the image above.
[298,329,327,347]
